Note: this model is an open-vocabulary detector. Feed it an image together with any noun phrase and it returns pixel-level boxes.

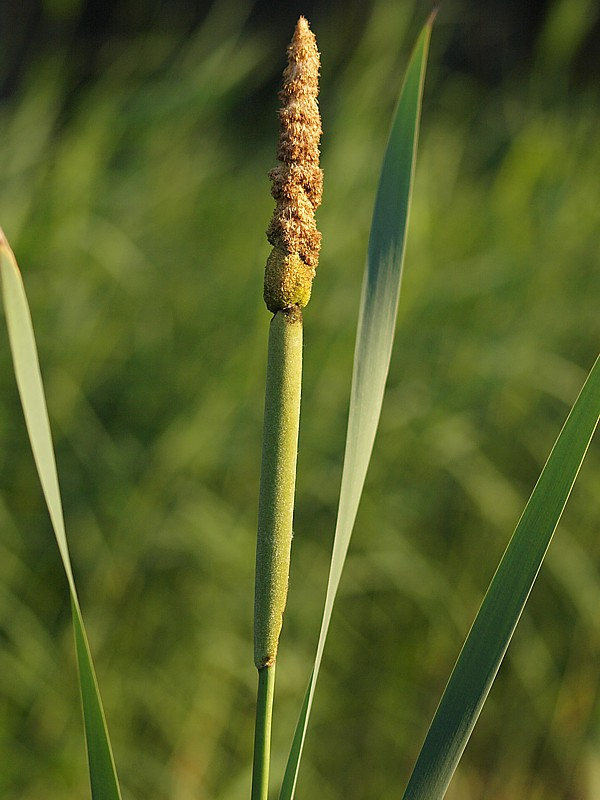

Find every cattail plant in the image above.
[252,17,322,800]
[1,9,599,800]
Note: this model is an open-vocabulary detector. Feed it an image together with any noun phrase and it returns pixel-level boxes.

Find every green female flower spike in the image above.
[264,15,323,312]
[254,306,303,669]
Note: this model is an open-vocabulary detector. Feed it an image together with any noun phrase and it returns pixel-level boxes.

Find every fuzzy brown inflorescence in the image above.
[264,16,323,312]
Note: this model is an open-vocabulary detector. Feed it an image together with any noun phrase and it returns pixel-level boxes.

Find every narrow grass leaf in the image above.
[402,353,600,800]
[279,15,435,800]
[0,230,122,800]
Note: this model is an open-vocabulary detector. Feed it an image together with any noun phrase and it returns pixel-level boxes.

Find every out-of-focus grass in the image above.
[0,2,598,799]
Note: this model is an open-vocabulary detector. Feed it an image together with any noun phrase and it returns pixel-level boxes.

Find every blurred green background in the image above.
[1,0,599,798]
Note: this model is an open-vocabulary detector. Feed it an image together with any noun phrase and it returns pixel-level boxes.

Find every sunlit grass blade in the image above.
[0,230,122,800]
[278,14,435,800]
[402,353,600,800]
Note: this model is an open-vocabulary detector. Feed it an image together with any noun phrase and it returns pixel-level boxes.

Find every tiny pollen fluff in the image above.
[264,16,323,313]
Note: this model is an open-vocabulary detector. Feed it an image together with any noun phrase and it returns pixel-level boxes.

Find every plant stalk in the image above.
[251,665,277,800]
[252,16,319,797]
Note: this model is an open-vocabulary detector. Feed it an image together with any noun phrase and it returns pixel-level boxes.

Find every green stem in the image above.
[251,665,277,800]
[252,307,303,799]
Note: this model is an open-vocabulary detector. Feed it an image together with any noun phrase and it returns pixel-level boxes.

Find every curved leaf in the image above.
[278,14,435,800]
[402,353,600,800]
[0,229,122,800]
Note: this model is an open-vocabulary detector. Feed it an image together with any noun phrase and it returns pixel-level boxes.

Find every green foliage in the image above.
[1,236,121,798]
[403,354,600,799]
[0,1,599,798]
[280,17,433,799]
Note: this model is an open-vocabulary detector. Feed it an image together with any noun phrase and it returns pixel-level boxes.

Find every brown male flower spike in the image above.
[264,16,323,312]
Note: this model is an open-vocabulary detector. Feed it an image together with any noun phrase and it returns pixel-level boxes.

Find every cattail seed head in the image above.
[264,16,323,312]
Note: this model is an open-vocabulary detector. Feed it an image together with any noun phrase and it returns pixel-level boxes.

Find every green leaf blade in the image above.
[0,232,74,589]
[279,14,435,800]
[72,599,122,800]
[402,353,600,800]
[1,230,122,800]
